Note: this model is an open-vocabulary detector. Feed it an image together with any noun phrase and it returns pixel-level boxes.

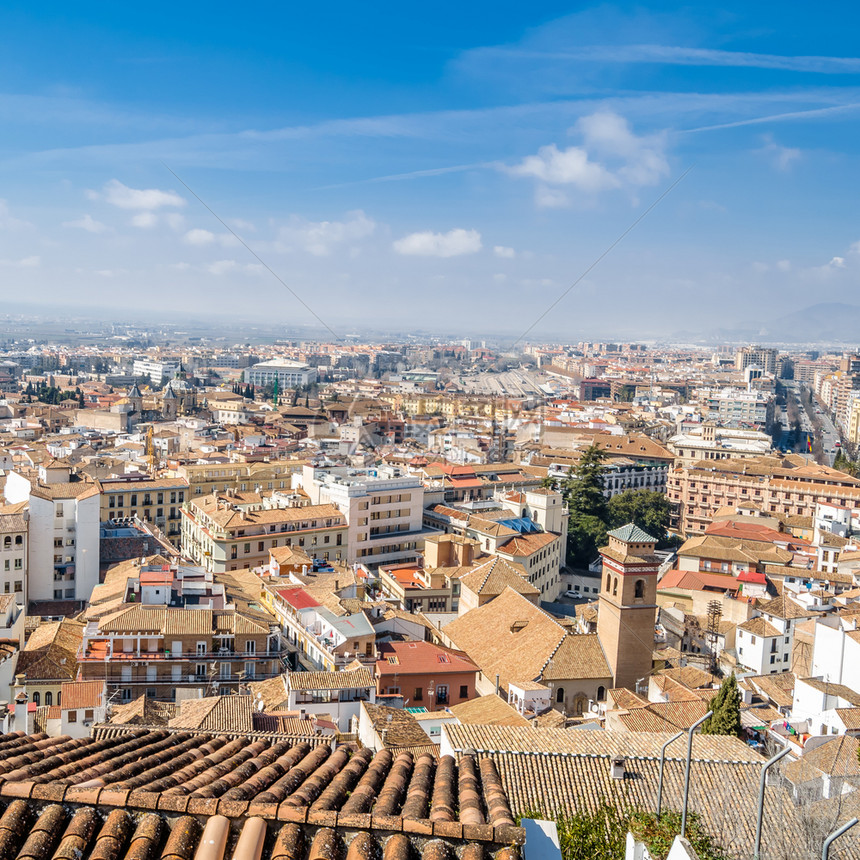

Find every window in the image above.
[436,685,449,705]
[634,579,645,599]
[197,642,206,656]
[195,663,207,678]
[556,687,564,703]
[244,543,250,553]
[597,685,606,701]
[32,692,39,706]
[245,641,256,655]
[459,685,468,699]
[67,710,77,723]
[45,692,52,706]
[413,687,423,702]
[612,578,618,597]
[14,582,21,593]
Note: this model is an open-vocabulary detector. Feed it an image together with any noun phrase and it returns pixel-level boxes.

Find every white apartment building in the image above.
[243,359,317,389]
[4,464,100,603]
[705,388,774,429]
[735,595,818,676]
[294,464,433,566]
[0,509,27,603]
[668,424,772,467]
[132,359,180,386]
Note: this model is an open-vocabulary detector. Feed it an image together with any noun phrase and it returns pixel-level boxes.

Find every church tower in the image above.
[596,524,660,692]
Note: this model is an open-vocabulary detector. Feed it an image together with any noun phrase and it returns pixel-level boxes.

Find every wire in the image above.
[512,166,693,348]
[160,162,341,341]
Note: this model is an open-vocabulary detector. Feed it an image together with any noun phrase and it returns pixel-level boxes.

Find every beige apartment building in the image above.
[181,492,348,572]
[168,460,307,498]
[98,475,188,539]
[668,454,860,535]
[78,605,279,701]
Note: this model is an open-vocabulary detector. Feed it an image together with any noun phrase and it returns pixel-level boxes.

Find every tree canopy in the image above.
[607,490,674,545]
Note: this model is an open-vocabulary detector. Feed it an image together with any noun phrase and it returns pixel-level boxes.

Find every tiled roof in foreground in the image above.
[444,727,860,860]
[0,730,523,860]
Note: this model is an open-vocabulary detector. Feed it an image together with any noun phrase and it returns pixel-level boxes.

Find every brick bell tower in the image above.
[596,524,661,692]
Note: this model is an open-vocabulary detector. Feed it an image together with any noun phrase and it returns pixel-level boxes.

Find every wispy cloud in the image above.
[275,211,376,256]
[62,213,109,233]
[0,200,31,230]
[756,134,801,170]
[0,255,40,268]
[476,44,860,75]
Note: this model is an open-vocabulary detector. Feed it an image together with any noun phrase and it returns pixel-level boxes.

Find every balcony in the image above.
[79,646,276,662]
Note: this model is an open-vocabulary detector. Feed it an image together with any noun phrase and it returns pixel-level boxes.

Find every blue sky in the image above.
[2,1,860,338]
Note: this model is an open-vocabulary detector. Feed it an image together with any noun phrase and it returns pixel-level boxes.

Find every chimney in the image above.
[610,757,626,780]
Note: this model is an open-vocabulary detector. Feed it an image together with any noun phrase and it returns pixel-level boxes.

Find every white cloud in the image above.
[505,110,669,201]
[277,210,376,256]
[207,260,237,275]
[393,228,482,258]
[230,218,256,233]
[508,143,619,192]
[829,256,846,269]
[62,214,108,233]
[757,134,801,171]
[494,245,516,258]
[776,260,791,272]
[0,255,40,268]
[131,212,158,229]
[184,228,216,246]
[95,179,186,210]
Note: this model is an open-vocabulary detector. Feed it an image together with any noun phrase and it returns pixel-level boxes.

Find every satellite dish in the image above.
[257,700,264,712]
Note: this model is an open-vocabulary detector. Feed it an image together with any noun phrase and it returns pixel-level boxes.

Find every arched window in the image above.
[32,692,40,706]
[612,578,618,596]
[597,685,606,701]
[635,579,645,599]
[14,536,21,546]
[2,537,9,549]
[556,686,565,703]
[56,691,61,706]
[605,574,611,591]
[45,692,52,706]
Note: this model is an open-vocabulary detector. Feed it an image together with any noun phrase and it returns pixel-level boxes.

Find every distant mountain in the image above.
[760,303,860,343]
[678,303,860,345]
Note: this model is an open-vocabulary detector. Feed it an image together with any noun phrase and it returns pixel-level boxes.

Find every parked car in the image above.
[565,589,582,599]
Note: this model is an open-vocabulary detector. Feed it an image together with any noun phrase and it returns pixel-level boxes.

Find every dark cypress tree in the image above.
[701,674,741,737]
[564,444,609,566]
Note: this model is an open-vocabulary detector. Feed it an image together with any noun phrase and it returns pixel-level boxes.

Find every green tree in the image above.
[565,445,608,566]
[834,449,858,477]
[607,490,674,546]
[701,674,741,737]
